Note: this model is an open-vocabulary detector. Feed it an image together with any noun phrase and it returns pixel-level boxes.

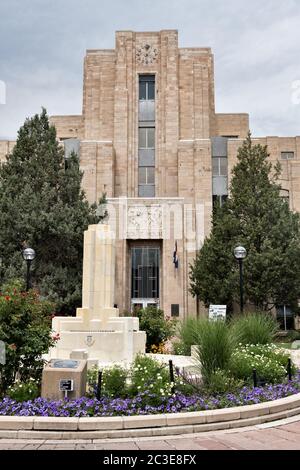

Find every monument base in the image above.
[50,308,146,366]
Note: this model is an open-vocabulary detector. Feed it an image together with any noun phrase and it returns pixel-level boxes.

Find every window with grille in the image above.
[131,247,160,299]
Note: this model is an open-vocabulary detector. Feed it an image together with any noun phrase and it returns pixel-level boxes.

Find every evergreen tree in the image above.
[190,133,300,312]
[0,109,106,314]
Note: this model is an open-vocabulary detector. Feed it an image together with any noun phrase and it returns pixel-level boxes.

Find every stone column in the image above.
[80,224,118,324]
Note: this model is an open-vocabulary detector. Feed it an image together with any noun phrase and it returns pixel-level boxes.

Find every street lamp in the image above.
[22,248,36,291]
[234,246,247,313]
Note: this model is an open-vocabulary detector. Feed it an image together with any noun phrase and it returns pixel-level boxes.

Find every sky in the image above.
[0,0,299,139]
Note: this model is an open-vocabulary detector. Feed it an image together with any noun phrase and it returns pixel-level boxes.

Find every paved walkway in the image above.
[1,415,300,450]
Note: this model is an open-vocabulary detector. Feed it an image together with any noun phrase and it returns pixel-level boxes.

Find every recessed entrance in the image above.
[131,245,160,312]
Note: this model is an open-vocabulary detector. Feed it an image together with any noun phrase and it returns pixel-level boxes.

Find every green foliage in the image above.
[286,330,300,341]
[190,133,300,311]
[171,339,190,356]
[191,319,236,386]
[0,283,55,395]
[0,109,107,314]
[202,369,244,395]
[175,318,201,356]
[87,355,173,404]
[230,312,279,345]
[229,344,293,384]
[101,366,128,398]
[6,379,39,402]
[129,354,171,399]
[135,307,176,352]
[86,365,99,397]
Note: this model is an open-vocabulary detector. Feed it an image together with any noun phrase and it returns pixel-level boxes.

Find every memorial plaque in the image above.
[52,359,79,369]
[41,359,87,400]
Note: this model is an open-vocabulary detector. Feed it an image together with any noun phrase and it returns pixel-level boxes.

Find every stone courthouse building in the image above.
[1,30,300,318]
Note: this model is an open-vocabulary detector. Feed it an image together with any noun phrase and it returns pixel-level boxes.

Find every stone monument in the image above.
[41,359,87,400]
[49,224,146,366]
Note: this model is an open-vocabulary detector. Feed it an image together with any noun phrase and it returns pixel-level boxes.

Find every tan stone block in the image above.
[228,416,263,428]
[0,417,33,430]
[206,408,240,423]
[268,395,300,414]
[166,411,206,426]
[18,430,63,439]
[152,425,194,436]
[33,417,78,431]
[239,403,270,419]
[193,421,230,432]
[123,415,167,429]
[78,417,123,431]
[0,430,19,438]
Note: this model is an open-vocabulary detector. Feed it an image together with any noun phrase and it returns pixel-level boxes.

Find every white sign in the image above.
[209,305,227,321]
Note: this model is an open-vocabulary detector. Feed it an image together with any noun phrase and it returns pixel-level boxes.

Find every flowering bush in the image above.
[87,355,173,404]
[150,343,166,354]
[101,366,128,398]
[171,339,190,356]
[0,373,300,417]
[6,379,39,402]
[87,365,128,399]
[129,354,172,404]
[229,344,293,384]
[134,307,176,352]
[0,282,56,395]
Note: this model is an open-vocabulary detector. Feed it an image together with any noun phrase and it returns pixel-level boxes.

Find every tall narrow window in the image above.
[138,75,155,197]
[131,247,160,299]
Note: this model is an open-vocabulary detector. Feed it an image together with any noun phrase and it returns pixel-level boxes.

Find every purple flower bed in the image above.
[1,373,300,417]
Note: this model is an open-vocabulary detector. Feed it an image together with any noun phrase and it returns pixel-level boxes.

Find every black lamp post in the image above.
[22,248,36,291]
[234,246,247,313]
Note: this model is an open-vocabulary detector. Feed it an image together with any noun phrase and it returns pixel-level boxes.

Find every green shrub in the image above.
[102,366,128,398]
[0,282,56,395]
[86,365,98,396]
[191,319,236,386]
[135,307,176,352]
[202,369,244,395]
[172,339,190,356]
[230,312,278,346]
[176,318,200,355]
[129,354,171,401]
[87,365,128,398]
[229,343,293,384]
[6,379,39,402]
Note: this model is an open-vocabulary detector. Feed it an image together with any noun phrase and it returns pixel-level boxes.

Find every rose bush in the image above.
[0,282,57,395]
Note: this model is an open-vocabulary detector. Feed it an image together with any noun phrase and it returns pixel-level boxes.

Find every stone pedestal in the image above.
[41,359,87,400]
[49,224,146,366]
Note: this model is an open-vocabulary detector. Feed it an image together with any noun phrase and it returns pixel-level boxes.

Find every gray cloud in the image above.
[0,0,299,139]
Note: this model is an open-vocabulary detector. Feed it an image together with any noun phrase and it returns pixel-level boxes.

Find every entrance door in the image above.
[131,246,160,312]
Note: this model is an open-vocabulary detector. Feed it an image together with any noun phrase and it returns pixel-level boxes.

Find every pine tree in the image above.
[0,109,106,314]
[190,133,300,312]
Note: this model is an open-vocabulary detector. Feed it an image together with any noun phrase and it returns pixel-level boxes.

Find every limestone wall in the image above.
[0,140,15,163]
[49,115,83,140]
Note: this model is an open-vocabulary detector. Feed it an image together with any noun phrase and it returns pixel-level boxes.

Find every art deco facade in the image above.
[1,30,300,317]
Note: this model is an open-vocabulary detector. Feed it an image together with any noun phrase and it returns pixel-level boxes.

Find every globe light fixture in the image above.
[234,246,247,260]
[22,248,36,291]
[234,245,247,313]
